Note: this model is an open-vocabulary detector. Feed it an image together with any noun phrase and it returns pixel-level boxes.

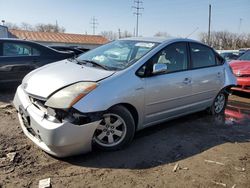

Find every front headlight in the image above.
[45,82,98,109]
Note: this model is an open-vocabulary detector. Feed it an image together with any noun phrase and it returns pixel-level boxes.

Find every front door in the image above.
[143,42,193,126]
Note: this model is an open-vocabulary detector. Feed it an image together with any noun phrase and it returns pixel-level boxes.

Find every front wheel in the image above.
[93,105,135,151]
[209,91,228,115]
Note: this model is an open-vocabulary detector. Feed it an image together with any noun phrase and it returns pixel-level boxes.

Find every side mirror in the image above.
[152,63,168,74]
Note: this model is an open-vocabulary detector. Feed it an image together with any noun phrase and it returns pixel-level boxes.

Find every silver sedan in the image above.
[13,37,236,157]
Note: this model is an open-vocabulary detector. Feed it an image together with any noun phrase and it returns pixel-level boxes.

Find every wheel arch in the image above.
[221,84,234,95]
[109,103,139,130]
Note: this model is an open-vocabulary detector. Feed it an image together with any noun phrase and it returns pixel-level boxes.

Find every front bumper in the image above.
[13,86,100,157]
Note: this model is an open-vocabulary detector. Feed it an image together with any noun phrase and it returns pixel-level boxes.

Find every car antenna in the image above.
[185,27,199,38]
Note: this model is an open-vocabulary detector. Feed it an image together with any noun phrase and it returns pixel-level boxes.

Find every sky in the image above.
[0,0,250,39]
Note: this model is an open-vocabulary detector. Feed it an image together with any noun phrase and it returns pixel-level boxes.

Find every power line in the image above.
[132,0,143,37]
[90,17,98,35]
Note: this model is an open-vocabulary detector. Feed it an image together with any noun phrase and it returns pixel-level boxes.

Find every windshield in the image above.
[238,50,250,61]
[77,40,158,70]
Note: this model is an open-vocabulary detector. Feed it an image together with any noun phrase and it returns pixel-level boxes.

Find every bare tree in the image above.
[100,31,118,41]
[121,30,132,38]
[4,22,66,33]
[4,22,20,30]
[20,22,34,31]
[35,23,65,33]
[199,31,250,49]
[100,30,132,41]
[154,32,170,37]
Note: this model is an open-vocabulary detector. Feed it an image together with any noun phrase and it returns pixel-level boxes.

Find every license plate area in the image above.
[19,106,36,136]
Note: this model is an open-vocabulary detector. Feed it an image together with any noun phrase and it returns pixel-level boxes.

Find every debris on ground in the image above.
[204,159,225,166]
[172,163,179,172]
[231,184,236,188]
[6,152,16,162]
[39,178,51,188]
[3,109,14,115]
[234,167,246,172]
[212,180,227,187]
[180,167,189,170]
[0,104,12,109]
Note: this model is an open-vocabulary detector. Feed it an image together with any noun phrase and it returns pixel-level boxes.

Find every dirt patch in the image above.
[0,89,250,188]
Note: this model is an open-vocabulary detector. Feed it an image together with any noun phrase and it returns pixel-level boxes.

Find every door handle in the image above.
[183,78,191,84]
[217,72,222,78]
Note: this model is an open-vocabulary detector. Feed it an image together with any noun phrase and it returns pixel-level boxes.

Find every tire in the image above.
[93,105,135,151]
[209,91,228,115]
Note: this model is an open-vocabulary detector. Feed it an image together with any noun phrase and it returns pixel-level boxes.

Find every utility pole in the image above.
[132,0,143,37]
[90,17,98,35]
[238,18,243,33]
[208,4,211,46]
[118,28,121,39]
[55,20,59,32]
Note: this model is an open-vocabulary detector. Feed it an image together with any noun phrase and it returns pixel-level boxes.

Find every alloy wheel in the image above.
[214,93,226,114]
[94,113,127,147]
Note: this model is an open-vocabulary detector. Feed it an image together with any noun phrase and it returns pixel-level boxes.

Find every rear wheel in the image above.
[209,91,228,115]
[93,105,135,151]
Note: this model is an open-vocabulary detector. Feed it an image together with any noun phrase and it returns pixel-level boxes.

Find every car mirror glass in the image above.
[152,63,168,74]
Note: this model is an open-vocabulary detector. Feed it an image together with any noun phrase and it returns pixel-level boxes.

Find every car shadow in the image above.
[63,108,250,170]
[232,90,250,99]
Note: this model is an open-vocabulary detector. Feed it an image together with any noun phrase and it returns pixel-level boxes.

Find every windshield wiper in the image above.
[75,59,109,70]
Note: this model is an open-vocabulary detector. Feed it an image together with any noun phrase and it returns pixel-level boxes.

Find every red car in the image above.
[229,50,250,93]
[225,102,250,125]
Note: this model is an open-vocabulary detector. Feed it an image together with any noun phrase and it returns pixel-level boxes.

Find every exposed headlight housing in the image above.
[45,82,98,109]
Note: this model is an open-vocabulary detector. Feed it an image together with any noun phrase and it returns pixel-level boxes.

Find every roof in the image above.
[121,37,201,44]
[121,37,175,43]
[8,29,109,45]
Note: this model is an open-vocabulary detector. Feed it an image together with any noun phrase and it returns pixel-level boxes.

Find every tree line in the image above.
[4,22,66,33]
[4,21,250,49]
[199,31,250,50]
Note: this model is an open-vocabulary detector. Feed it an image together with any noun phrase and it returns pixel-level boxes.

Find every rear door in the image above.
[0,41,41,84]
[188,42,225,108]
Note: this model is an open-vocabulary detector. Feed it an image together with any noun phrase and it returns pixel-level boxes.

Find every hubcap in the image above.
[214,93,225,113]
[94,113,127,147]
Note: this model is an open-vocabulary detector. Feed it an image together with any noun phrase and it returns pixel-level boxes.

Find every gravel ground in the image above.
[0,88,249,188]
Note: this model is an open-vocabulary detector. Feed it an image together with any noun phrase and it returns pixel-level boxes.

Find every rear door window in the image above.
[3,42,40,57]
[190,43,216,69]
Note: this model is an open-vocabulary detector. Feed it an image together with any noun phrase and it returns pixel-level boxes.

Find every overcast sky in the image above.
[0,0,249,39]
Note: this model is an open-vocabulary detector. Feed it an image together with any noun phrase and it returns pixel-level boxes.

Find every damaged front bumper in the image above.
[13,85,101,157]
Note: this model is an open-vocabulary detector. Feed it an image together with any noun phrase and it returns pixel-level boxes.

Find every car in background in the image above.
[13,37,236,157]
[50,46,90,57]
[229,50,250,93]
[225,101,250,125]
[0,39,74,86]
[220,51,243,62]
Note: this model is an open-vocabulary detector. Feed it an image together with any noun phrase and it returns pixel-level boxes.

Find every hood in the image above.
[229,60,250,76]
[22,60,115,98]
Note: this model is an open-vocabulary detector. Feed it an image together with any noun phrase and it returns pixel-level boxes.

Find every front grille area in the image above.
[29,96,47,112]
